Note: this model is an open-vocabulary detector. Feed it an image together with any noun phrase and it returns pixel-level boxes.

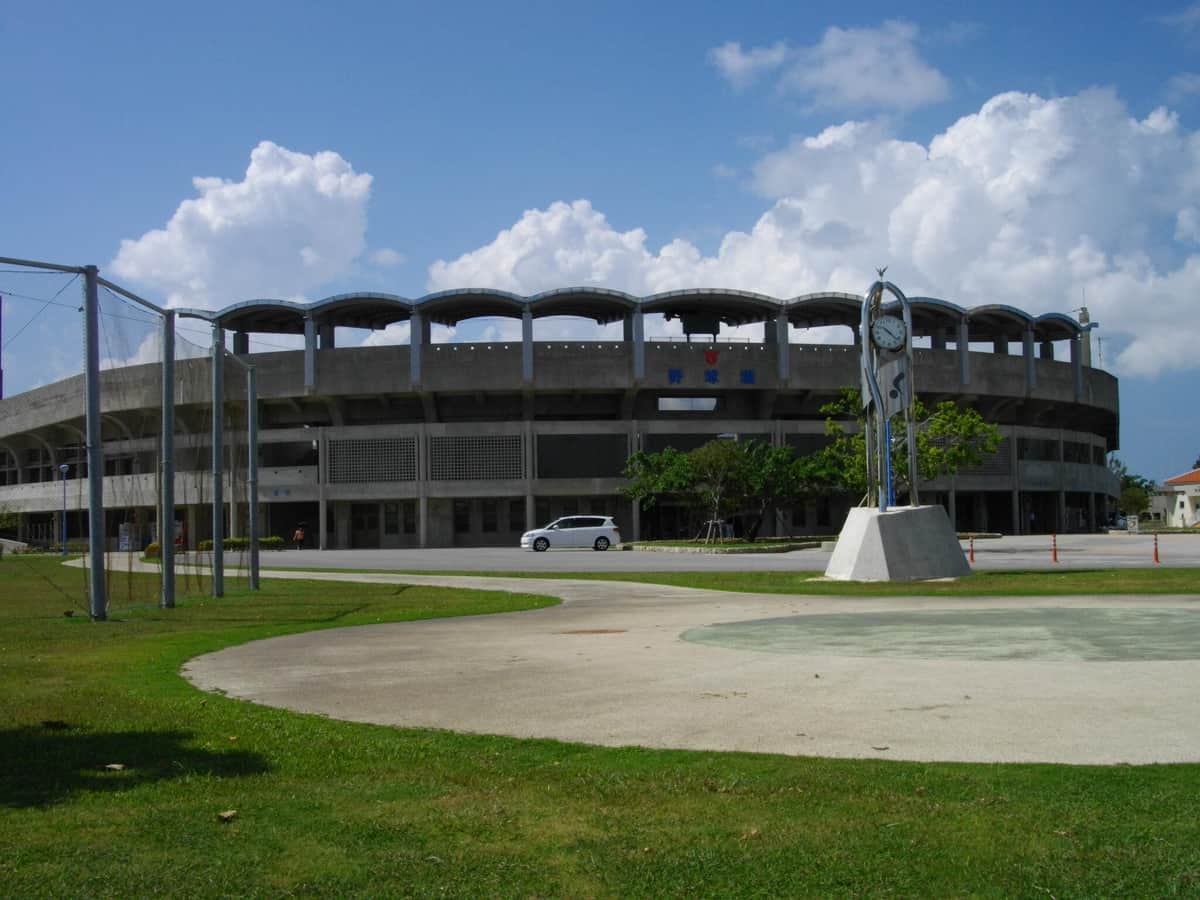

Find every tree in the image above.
[687,439,748,539]
[737,441,829,541]
[1109,457,1154,518]
[621,447,696,512]
[0,502,17,538]
[621,398,1000,543]
[623,439,834,543]
[817,389,1002,500]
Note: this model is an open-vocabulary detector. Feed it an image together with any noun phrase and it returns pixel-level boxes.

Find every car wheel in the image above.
[593,536,610,551]
[533,537,549,552]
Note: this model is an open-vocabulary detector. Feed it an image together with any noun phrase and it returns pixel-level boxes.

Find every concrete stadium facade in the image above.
[0,288,1119,549]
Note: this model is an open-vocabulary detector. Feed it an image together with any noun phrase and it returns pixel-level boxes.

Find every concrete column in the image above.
[931,329,946,350]
[1023,328,1036,391]
[334,501,350,548]
[775,314,789,382]
[521,309,533,383]
[317,427,327,550]
[1056,491,1066,533]
[1009,425,1021,534]
[417,424,427,547]
[1088,492,1096,532]
[958,320,970,385]
[303,316,316,393]
[185,504,198,549]
[628,424,641,542]
[994,336,1009,355]
[409,311,424,385]
[232,331,249,355]
[1040,340,1055,360]
[524,420,535,533]
[948,485,957,531]
[318,323,335,349]
[632,309,645,381]
[1080,326,1093,367]
[1070,335,1082,400]
[228,473,238,539]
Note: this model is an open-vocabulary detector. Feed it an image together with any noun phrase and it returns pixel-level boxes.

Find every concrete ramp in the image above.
[825,505,970,581]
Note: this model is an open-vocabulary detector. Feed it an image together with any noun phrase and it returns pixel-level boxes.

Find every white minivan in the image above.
[520,516,621,551]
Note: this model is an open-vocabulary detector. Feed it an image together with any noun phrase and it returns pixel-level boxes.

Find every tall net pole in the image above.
[160,310,176,608]
[211,324,225,597]
[1,255,179,613]
[246,364,260,589]
[82,266,107,619]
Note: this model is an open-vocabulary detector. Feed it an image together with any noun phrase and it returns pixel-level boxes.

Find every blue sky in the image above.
[3,0,1199,480]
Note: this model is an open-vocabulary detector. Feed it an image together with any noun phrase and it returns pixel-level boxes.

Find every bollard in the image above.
[969,534,975,563]
[1052,533,1058,564]
[1154,532,1160,565]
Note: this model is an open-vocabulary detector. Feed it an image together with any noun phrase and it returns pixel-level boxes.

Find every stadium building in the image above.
[0,288,1119,549]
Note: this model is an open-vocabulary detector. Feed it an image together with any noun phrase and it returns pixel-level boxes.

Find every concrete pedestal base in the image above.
[825,505,970,582]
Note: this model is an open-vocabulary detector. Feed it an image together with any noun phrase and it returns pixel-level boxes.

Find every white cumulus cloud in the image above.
[370,247,405,267]
[783,21,949,112]
[111,141,372,309]
[429,88,1200,377]
[711,22,949,112]
[709,41,789,89]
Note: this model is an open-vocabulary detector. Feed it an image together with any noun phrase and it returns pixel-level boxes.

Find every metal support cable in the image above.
[1,274,80,349]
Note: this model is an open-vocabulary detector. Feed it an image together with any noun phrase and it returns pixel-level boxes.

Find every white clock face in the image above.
[871,316,907,351]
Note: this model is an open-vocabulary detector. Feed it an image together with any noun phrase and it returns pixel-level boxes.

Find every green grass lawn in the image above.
[3,556,1199,897]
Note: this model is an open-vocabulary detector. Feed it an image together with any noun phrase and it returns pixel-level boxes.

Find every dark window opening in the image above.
[453,500,471,533]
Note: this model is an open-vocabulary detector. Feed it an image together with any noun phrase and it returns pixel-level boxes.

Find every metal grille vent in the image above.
[430,434,523,480]
[328,437,417,483]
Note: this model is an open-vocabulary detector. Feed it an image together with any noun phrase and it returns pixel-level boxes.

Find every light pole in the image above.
[58,463,69,555]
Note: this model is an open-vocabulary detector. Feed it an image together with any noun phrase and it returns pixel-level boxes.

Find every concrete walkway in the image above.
[179,566,1200,766]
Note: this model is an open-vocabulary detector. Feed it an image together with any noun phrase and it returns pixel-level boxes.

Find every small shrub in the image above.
[144,542,161,559]
[197,536,285,552]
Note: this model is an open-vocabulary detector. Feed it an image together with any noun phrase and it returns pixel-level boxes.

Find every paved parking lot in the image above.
[260,532,1200,572]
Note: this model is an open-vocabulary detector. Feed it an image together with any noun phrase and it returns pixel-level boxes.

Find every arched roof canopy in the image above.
[885,296,966,337]
[528,287,637,324]
[210,299,309,335]
[1033,312,1082,342]
[785,293,862,329]
[642,289,781,336]
[415,289,526,326]
[964,305,1034,342]
[310,292,413,330]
